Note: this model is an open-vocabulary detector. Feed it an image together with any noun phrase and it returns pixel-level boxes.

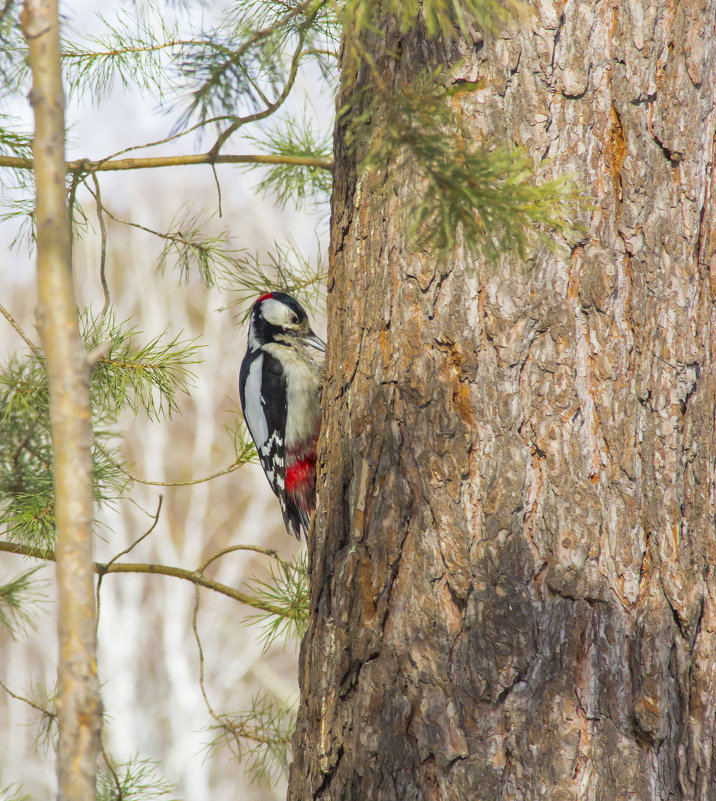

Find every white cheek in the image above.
[261,298,292,327]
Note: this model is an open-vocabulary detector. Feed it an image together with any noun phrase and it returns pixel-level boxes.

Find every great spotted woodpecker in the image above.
[239,292,324,540]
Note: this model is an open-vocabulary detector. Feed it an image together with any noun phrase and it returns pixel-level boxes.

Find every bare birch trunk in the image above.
[289,1,716,799]
[22,1,100,798]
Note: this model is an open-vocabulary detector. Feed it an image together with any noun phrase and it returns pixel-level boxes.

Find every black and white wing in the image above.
[239,349,287,502]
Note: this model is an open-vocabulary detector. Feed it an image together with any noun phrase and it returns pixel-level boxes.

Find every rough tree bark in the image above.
[289,1,716,799]
[22,1,101,798]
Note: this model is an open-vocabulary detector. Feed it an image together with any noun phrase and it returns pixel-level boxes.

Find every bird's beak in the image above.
[303,330,326,352]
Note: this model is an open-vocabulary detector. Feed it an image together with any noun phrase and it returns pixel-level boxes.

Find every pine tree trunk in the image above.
[289,2,716,798]
[23,1,100,798]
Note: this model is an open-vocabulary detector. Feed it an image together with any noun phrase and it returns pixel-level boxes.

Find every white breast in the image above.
[263,342,322,449]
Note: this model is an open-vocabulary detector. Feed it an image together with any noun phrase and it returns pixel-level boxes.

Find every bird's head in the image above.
[247,292,325,352]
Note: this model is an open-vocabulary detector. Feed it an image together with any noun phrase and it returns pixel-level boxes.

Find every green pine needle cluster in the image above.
[0,314,199,548]
[0,116,32,161]
[0,354,59,549]
[347,71,575,260]
[245,552,309,650]
[225,415,259,466]
[177,0,336,128]
[206,691,296,784]
[87,201,326,314]
[84,310,201,422]
[96,757,176,801]
[61,10,179,104]
[0,566,46,638]
[247,112,332,208]
[0,3,24,97]
[219,239,325,322]
[343,0,528,39]
[154,207,236,289]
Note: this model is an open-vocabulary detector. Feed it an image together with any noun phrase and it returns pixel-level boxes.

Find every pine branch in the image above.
[83,311,201,422]
[91,202,233,289]
[89,173,110,319]
[206,24,308,157]
[347,71,576,260]
[178,0,321,126]
[0,151,333,171]
[94,495,163,634]
[0,318,199,548]
[0,117,33,159]
[243,552,309,650]
[343,0,528,40]
[0,677,57,734]
[0,539,303,619]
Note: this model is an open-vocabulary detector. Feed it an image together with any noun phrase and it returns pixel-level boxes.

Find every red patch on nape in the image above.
[257,292,274,302]
[286,458,315,494]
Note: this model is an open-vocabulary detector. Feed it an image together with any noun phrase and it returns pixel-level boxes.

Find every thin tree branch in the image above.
[0,678,57,721]
[98,739,122,801]
[66,37,228,61]
[198,543,285,572]
[0,302,42,357]
[107,495,164,568]
[185,0,318,127]
[190,543,289,733]
[90,172,110,319]
[119,460,241,487]
[96,563,293,617]
[0,152,333,172]
[211,162,223,217]
[95,494,163,632]
[92,115,235,165]
[89,199,212,255]
[208,29,307,158]
[304,47,338,59]
[0,539,297,618]
[193,578,219,722]
[67,166,83,245]
[0,540,54,559]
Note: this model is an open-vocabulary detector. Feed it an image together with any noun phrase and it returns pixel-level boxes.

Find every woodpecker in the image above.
[239,292,325,540]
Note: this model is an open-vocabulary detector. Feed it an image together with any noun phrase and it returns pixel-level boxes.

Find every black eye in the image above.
[289,313,299,324]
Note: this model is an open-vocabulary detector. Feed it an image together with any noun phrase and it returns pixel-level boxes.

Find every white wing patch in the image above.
[243,355,269,447]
